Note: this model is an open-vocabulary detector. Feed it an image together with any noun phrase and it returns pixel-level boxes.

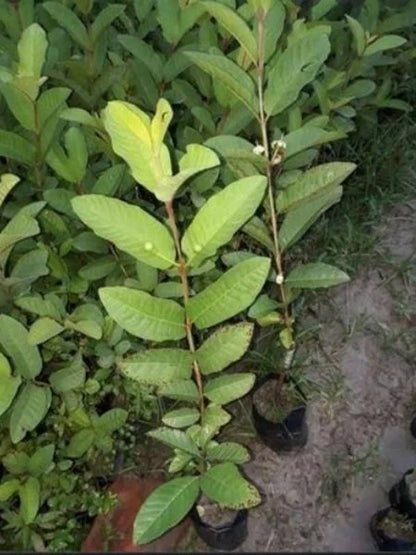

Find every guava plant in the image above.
[72,98,270,543]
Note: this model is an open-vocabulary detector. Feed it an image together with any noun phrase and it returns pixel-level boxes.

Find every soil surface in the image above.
[184,201,416,552]
[196,495,239,528]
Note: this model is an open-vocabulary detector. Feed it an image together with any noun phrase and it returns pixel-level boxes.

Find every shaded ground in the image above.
[184,200,416,552]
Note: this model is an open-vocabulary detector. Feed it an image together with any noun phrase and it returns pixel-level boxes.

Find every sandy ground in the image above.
[185,200,416,552]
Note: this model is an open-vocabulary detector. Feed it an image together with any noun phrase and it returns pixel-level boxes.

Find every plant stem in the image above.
[165,200,204,417]
[256,11,294,391]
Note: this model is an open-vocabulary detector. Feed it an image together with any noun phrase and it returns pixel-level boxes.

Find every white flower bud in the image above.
[276,273,284,285]
[253,144,265,156]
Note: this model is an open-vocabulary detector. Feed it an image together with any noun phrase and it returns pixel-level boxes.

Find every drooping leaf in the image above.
[207,442,250,464]
[162,408,200,428]
[72,195,176,270]
[184,51,257,115]
[148,428,200,456]
[182,175,267,267]
[28,317,64,345]
[99,287,186,342]
[0,315,42,379]
[264,30,330,116]
[187,257,270,329]
[202,1,257,63]
[9,384,51,443]
[204,373,255,405]
[285,263,350,289]
[121,349,193,385]
[200,463,261,509]
[134,477,200,545]
[196,323,254,375]
[276,162,356,212]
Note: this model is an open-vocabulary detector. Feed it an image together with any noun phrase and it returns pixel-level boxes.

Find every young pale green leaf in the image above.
[285,263,350,289]
[0,174,19,209]
[202,1,257,64]
[49,356,86,393]
[65,319,102,340]
[28,317,64,345]
[264,31,330,116]
[121,349,193,385]
[27,445,55,478]
[0,315,42,379]
[159,144,219,201]
[162,408,200,428]
[196,323,254,375]
[0,130,36,165]
[66,429,95,458]
[207,442,250,464]
[148,428,200,456]
[0,479,20,502]
[150,98,173,151]
[102,101,172,197]
[72,195,175,270]
[184,51,257,116]
[187,257,270,329]
[158,380,199,403]
[200,463,261,509]
[279,187,342,251]
[276,162,356,212]
[9,384,51,443]
[201,404,231,437]
[134,477,200,545]
[0,353,21,417]
[17,23,47,81]
[182,175,267,267]
[43,2,88,48]
[204,373,255,405]
[99,287,186,342]
[364,35,407,57]
[19,477,40,524]
[346,15,366,56]
[96,408,128,434]
[60,107,101,129]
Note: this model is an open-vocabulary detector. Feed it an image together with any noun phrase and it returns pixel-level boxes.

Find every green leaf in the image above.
[49,356,86,393]
[276,162,356,212]
[184,51,257,115]
[0,315,42,379]
[0,81,35,130]
[264,31,330,116]
[9,384,51,443]
[37,87,71,129]
[91,4,125,44]
[43,2,88,48]
[99,286,186,342]
[0,130,35,165]
[207,442,249,464]
[46,127,87,183]
[284,126,341,159]
[28,445,55,477]
[162,408,200,428]
[17,23,47,81]
[134,477,200,545]
[346,15,366,56]
[242,216,274,251]
[92,164,127,196]
[154,281,183,298]
[279,187,342,251]
[158,380,199,403]
[160,144,219,201]
[364,34,407,57]
[148,428,200,456]
[182,175,267,267]
[200,463,260,509]
[0,479,20,501]
[2,452,30,475]
[78,257,117,281]
[121,349,193,385]
[66,319,102,340]
[96,408,127,434]
[0,174,19,209]
[196,323,254,375]
[28,317,64,345]
[66,429,95,458]
[187,257,270,329]
[201,404,231,436]
[202,1,257,63]
[72,195,175,270]
[0,353,21,417]
[204,373,255,405]
[285,263,350,289]
[19,477,40,524]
